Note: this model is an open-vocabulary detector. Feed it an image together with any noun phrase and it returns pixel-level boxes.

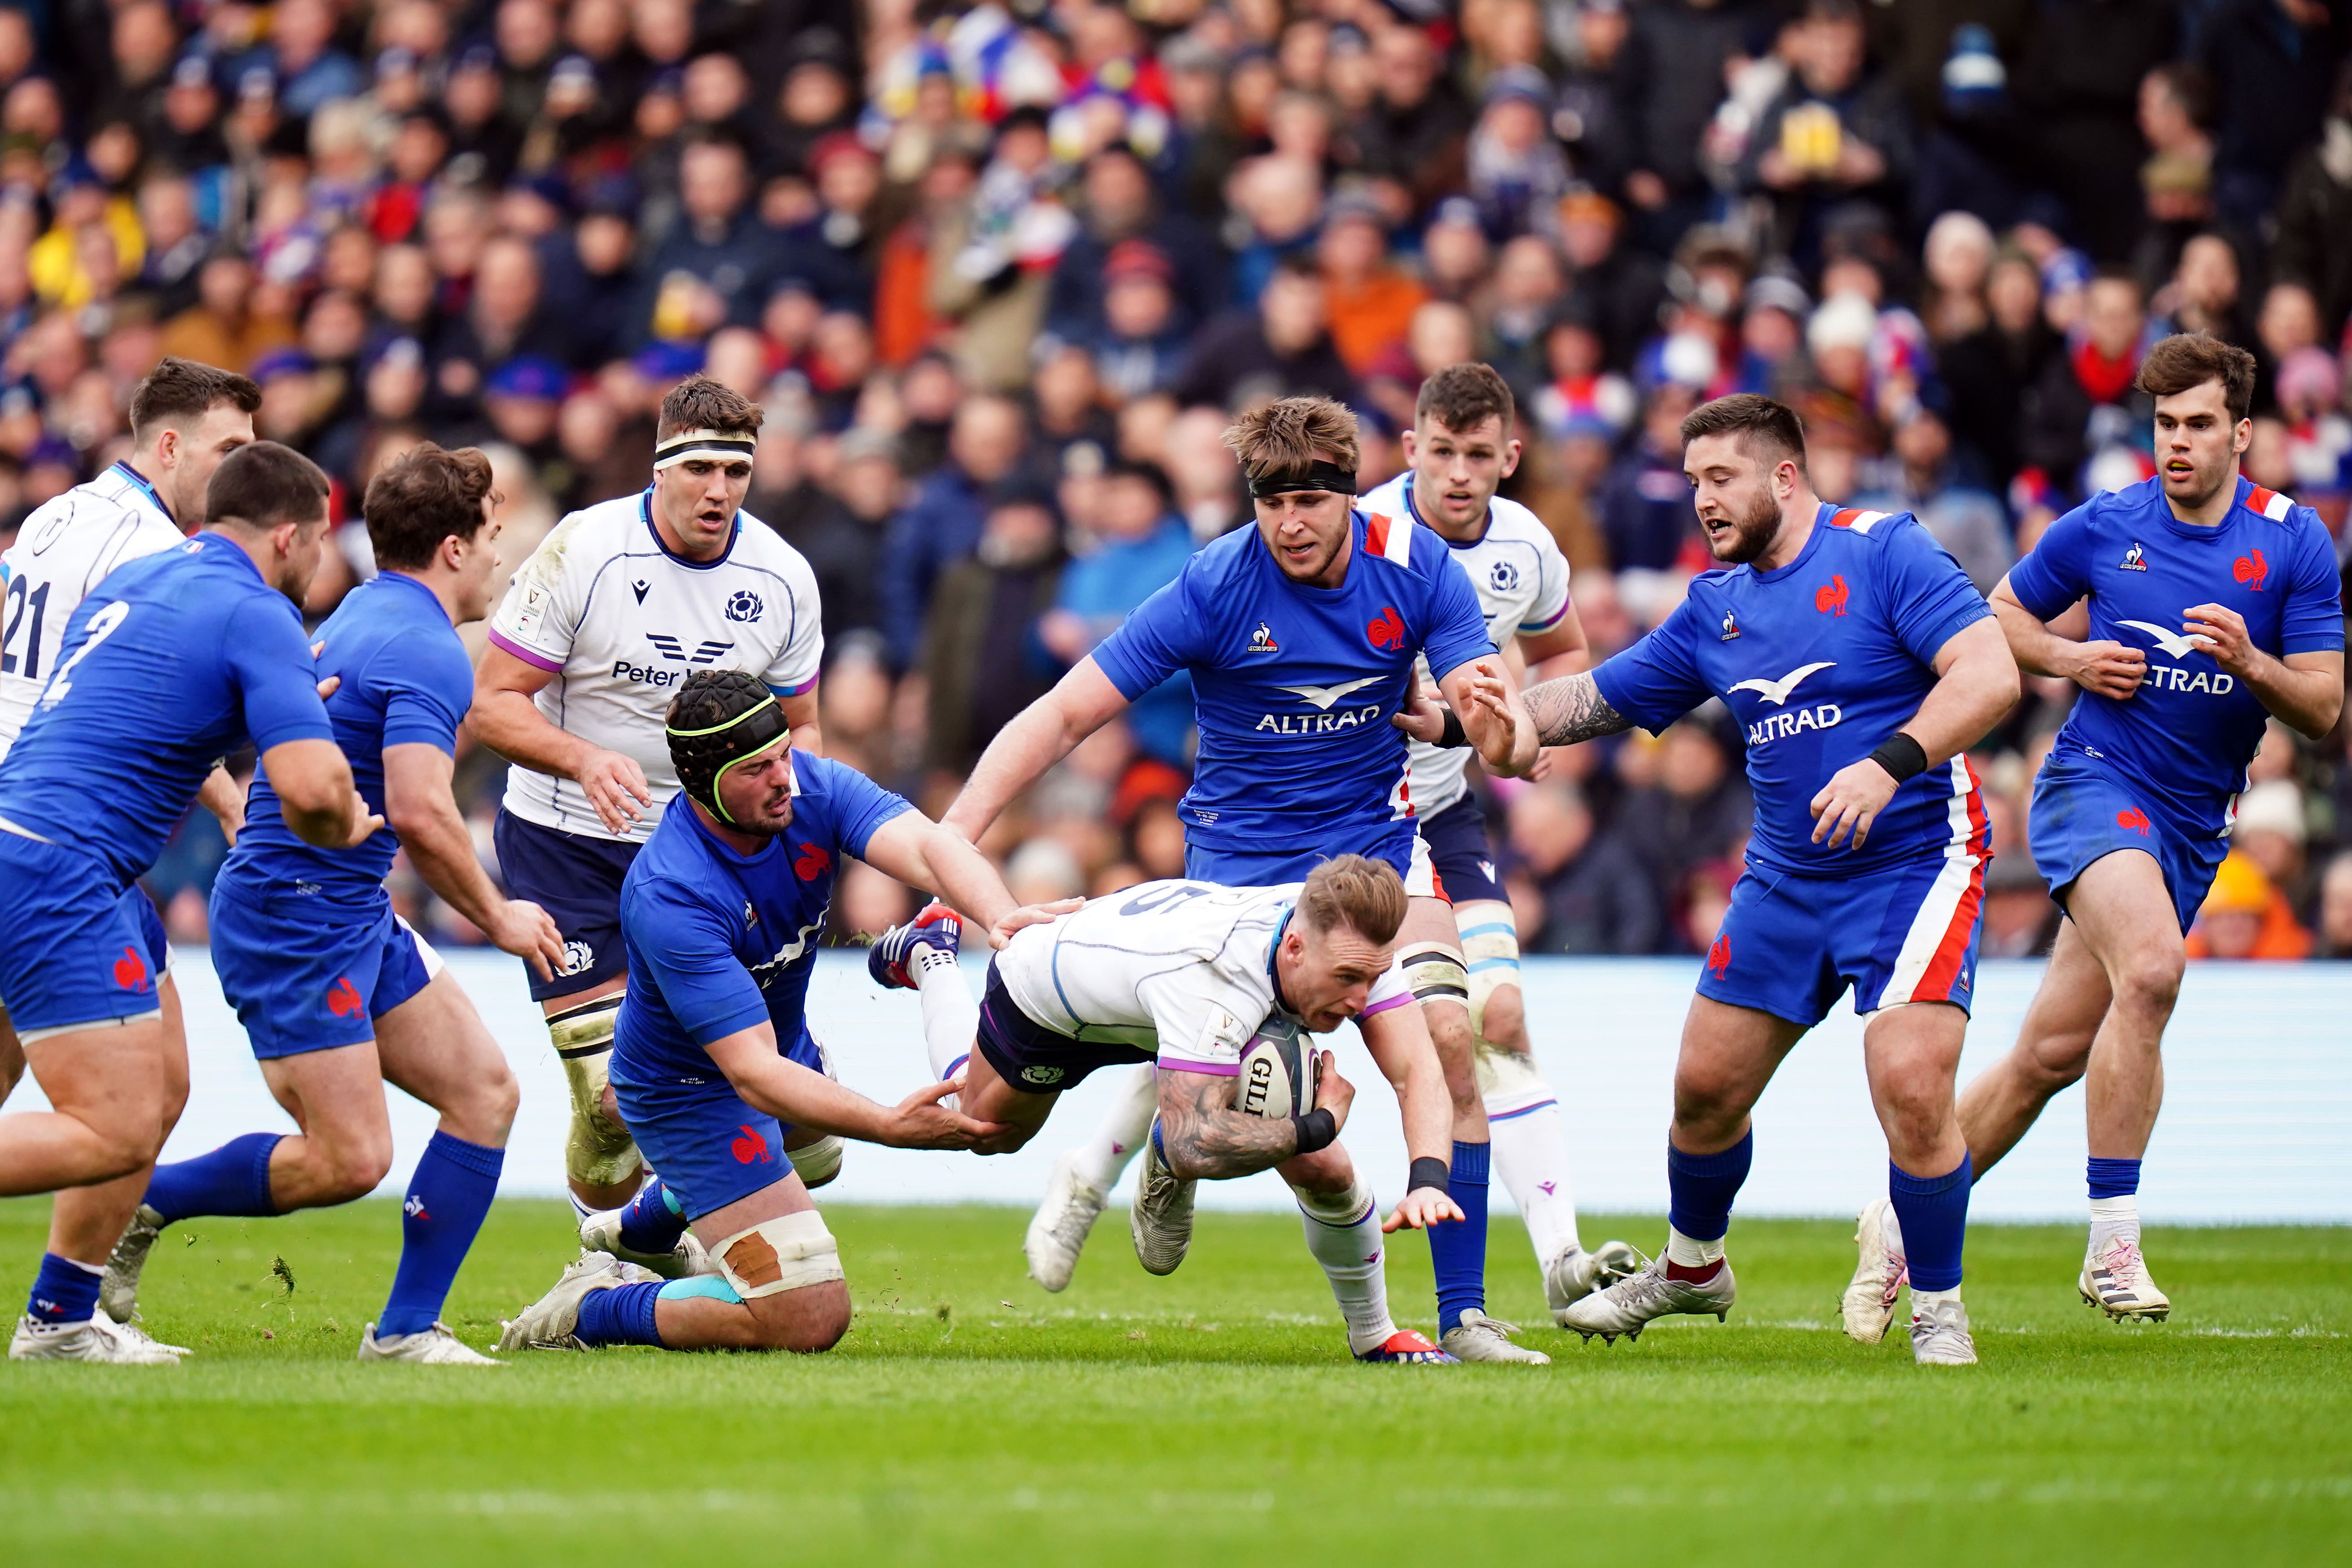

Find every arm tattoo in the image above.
[1155,1069,1299,1179]
[1524,672,1633,747]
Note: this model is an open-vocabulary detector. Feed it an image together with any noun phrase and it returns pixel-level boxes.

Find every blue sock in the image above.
[2087,1157,2141,1199]
[26,1253,103,1325]
[1666,1131,1752,1242]
[1429,1139,1490,1336]
[573,1280,665,1347]
[377,1131,504,1339]
[142,1132,281,1223]
[616,1177,688,1254]
[1889,1155,1972,1293]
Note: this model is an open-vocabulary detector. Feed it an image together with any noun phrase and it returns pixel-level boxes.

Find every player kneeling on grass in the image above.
[867,856,1468,1364]
[499,669,1051,1354]
[102,445,566,1365]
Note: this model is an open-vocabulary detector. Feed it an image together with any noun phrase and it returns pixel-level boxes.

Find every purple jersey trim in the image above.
[1360,991,1412,1018]
[488,627,564,673]
[769,674,818,697]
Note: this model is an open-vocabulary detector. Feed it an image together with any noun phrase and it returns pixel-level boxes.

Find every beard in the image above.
[2163,448,2238,509]
[1706,486,1784,565]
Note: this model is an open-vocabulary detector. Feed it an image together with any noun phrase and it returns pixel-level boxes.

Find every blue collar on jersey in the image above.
[639,486,740,571]
[1398,474,1494,551]
[111,461,176,530]
[1264,904,1299,1018]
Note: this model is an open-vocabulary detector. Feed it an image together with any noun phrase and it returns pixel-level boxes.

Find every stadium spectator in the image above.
[1507,779,1663,955]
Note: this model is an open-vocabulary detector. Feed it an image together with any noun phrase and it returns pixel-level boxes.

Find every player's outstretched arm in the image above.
[1519,671,1635,748]
[859,812,1081,948]
[1809,617,2021,850]
[1987,575,2145,699]
[383,741,564,980]
[1355,1002,1467,1232]
[941,657,1130,844]
[260,738,382,848]
[1438,655,1539,775]
[1154,1058,1353,1180]
[468,643,653,835]
[706,1024,1008,1150]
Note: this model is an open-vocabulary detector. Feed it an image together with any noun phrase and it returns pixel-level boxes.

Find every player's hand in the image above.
[1381,1185,1466,1233]
[311,642,339,702]
[2062,638,2146,699]
[577,747,654,835]
[2182,603,2256,676]
[1389,666,1449,743]
[883,1079,1012,1150]
[1455,659,1523,770]
[1809,757,1900,850]
[990,897,1081,949]
[1311,1050,1354,1133]
[334,791,386,847]
[488,897,566,982]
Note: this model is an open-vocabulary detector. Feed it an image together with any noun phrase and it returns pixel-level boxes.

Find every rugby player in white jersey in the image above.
[470,376,824,1225]
[0,357,255,1361]
[866,856,1467,1362]
[1361,363,1640,1324]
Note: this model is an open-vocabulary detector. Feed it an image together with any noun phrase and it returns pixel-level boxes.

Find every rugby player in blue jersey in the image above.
[497,671,1051,1355]
[921,395,1552,1364]
[1433,394,2022,1366]
[0,442,376,1364]
[100,445,570,1365]
[1843,334,2343,1333]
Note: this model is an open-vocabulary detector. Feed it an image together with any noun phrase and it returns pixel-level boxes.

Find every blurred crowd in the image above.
[8,0,2352,960]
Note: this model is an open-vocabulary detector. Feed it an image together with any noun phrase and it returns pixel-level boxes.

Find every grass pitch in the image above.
[0,1198,2345,1567]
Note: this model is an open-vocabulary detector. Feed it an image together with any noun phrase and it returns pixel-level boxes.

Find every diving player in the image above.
[1843,334,2341,1334]
[1432,394,2020,1367]
[101,445,569,1364]
[0,357,257,1359]
[942,394,1549,1364]
[863,858,1466,1364]
[0,441,374,1363]
[1360,362,1640,1324]
[469,376,823,1223]
[497,671,1038,1355]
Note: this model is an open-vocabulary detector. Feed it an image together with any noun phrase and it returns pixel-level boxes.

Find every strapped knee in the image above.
[548,992,639,1187]
[1457,918,1520,1039]
[787,1135,843,1189]
[711,1210,844,1299]
[1292,1174,1375,1228]
[1398,943,1468,1011]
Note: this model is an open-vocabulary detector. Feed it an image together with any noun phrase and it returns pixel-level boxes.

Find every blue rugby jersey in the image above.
[613,751,912,1082]
[0,534,332,886]
[218,570,474,909]
[2007,476,2343,837]
[1090,508,1494,863]
[1594,504,1993,878]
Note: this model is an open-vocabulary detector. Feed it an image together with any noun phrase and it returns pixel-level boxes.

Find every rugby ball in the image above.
[1236,1017,1320,1120]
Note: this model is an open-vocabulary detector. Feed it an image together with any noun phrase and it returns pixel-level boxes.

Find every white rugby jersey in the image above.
[486,488,823,843]
[0,462,188,759]
[1359,474,1571,816]
[994,879,1412,1073]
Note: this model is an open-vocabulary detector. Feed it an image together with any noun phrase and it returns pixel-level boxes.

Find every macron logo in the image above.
[2117,621,2209,661]
[1729,661,1834,706]
[1277,676,1383,711]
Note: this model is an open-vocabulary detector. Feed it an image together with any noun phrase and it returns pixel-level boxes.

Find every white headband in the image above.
[653,427,758,470]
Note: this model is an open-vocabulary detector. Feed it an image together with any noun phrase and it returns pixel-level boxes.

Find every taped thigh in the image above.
[1456,913,1521,1039]
[548,990,638,1186]
[1397,942,1468,1013]
[712,1210,844,1299]
[1290,1173,1375,1228]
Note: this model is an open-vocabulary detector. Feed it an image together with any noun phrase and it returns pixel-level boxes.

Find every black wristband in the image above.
[1292,1108,1338,1155]
[1435,707,1469,749]
[1408,1155,1451,1197]
[1867,732,1929,783]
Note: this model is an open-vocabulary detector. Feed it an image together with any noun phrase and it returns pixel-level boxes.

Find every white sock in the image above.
[1294,1181,1396,1355]
[1069,1063,1158,1194]
[1665,1225,1725,1269]
[1487,1102,1583,1268]
[1912,1283,1962,1315]
[2088,1195,2138,1261]
[1882,1198,1905,1257]
[567,1190,595,1222]
[913,948,976,1109]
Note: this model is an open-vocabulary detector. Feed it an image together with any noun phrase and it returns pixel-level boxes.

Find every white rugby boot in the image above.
[1909,1294,1978,1366]
[1559,1254,1736,1343]
[1129,1127,1196,1277]
[2080,1235,2171,1322]
[360,1322,502,1365]
[99,1203,166,1324]
[578,1206,713,1280]
[10,1314,181,1365]
[99,1316,190,1357]
[497,1252,659,1350]
[1440,1309,1552,1364]
[1841,1197,1908,1344]
[1024,1147,1109,1292]
[1544,1240,1644,1324]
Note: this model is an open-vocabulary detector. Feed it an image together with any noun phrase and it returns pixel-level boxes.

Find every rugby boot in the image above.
[360,1322,502,1365]
[1909,1295,1978,1366]
[1559,1253,1736,1343]
[9,1314,180,1366]
[867,903,963,991]
[1440,1309,1551,1364]
[497,1253,659,1351]
[1129,1126,1196,1276]
[1025,1147,1108,1292]
[99,1203,166,1324]
[2080,1235,2170,1322]
[1354,1329,1459,1364]
[578,1205,714,1280]
[1840,1197,1908,1344]
[100,1316,189,1357]
[1544,1240,1644,1325]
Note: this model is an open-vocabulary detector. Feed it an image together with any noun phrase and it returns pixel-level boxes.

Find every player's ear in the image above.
[2232,418,2253,456]
[1499,437,1521,478]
